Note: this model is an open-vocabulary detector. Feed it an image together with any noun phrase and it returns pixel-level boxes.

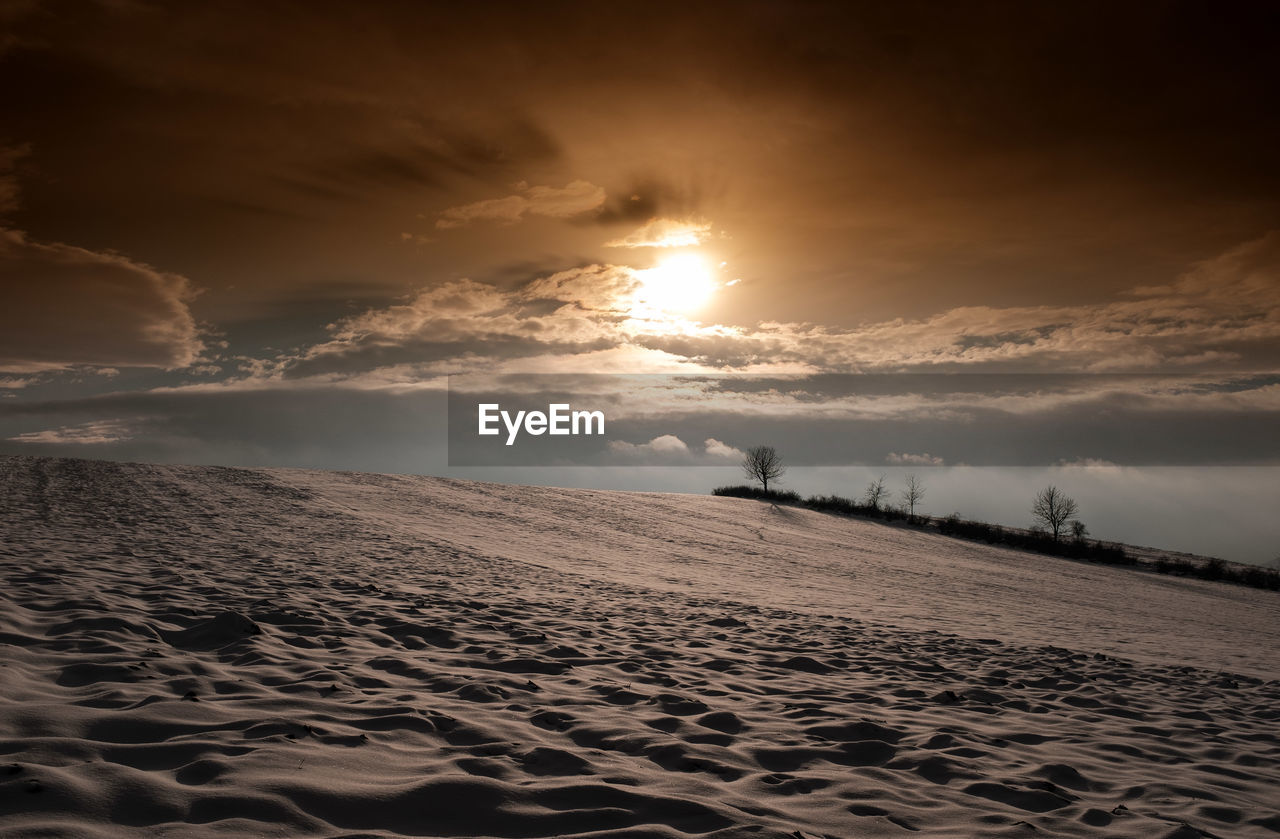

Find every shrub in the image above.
[1155,556,1194,576]
[1239,565,1280,591]
[712,484,801,503]
[804,493,866,516]
[803,493,908,521]
[1088,543,1135,565]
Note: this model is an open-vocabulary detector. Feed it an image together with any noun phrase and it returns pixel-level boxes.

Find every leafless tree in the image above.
[901,473,926,519]
[1032,485,1079,541]
[1071,520,1089,542]
[741,445,786,493]
[864,474,890,510]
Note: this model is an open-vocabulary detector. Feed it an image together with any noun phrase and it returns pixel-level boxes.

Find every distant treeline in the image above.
[711,485,1280,592]
[1151,556,1280,590]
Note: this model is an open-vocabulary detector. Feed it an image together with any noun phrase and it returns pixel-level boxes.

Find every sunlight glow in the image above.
[605,218,712,249]
[633,253,717,315]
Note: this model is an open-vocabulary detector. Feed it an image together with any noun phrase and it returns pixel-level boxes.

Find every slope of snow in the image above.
[277,465,1278,680]
[1,456,1277,838]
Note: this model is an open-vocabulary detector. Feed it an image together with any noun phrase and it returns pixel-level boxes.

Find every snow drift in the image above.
[1,456,1277,838]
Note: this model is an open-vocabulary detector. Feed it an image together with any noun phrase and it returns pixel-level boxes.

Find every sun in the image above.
[634,253,717,315]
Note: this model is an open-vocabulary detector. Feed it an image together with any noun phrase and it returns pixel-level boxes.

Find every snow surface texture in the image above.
[1,456,1277,838]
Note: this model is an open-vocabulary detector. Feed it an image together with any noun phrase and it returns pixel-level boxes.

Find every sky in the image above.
[1,1,1278,563]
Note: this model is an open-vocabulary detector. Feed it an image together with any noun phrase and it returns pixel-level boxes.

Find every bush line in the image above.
[711,485,1279,591]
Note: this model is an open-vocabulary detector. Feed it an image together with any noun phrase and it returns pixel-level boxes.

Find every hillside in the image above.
[1,456,1277,838]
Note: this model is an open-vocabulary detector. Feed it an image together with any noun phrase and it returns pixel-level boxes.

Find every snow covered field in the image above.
[1,456,1277,837]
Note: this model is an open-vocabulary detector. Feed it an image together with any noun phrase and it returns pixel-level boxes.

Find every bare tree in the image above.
[741,445,786,493]
[901,473,926,519]
[1031,485,1079,541]
[864,474,890,510]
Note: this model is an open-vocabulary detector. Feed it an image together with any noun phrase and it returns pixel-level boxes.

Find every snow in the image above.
[1,456,1277,838]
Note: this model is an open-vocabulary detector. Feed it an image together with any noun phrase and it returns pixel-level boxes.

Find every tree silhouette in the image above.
[901,473,926,519]
[1071,520,1089,542]
[1032,485,1079,542]
[864,474,890,510]
[741,445,786,493]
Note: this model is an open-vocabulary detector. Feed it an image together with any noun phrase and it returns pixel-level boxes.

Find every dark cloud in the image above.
[298,119,562,198]
[0,143,25,214]
[5,1,1278,330]
[0,228,204,372]
[589,176,709,226]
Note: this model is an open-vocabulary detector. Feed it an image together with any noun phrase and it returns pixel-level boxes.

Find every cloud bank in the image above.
[8,418,135,445]
[273,232,1280,384]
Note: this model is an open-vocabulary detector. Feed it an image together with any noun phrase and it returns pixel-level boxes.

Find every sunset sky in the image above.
[2,2,1278,560]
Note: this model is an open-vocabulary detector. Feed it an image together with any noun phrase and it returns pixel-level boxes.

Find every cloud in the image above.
[590,176,708,226]
[0,144,26,215]
[604,435,748,465]
[285,271,637,378]
[1130,231,1280,302]
[605,217,712,248]
[1057,457,1121,470]
[259,232,1280,393]
[8,418,135,444]
[294,121,560,200]
[436,180,606,229]
[887,451,945,465]
[608,434,690,456]
[704,437,744,460]
[606,433,754,466]
[0,228,205,372]
[631,233,1280,373]
[523,265,643,311]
